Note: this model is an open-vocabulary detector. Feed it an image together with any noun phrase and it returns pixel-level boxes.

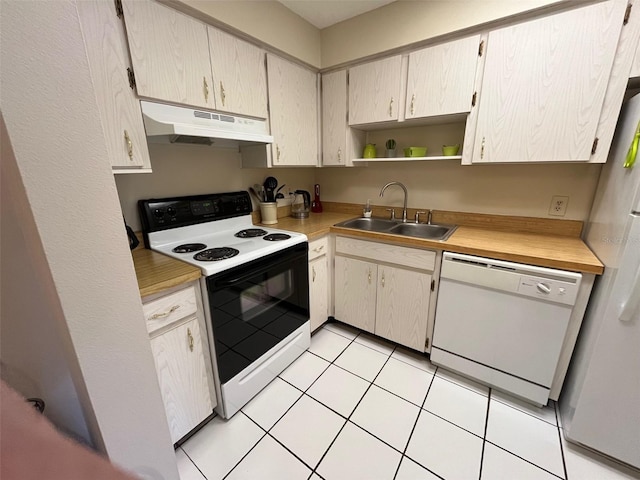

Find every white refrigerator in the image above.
[560,93,640,469]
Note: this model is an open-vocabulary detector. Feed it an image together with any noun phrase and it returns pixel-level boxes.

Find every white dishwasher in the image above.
[431,252,582,405]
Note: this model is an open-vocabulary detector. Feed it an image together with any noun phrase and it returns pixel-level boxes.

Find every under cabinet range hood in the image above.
[140,100,274,148]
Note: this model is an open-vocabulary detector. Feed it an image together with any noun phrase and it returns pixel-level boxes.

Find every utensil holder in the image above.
[259,202,278,224]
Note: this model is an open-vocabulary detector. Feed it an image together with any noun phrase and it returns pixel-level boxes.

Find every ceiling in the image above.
[278,0,397,29]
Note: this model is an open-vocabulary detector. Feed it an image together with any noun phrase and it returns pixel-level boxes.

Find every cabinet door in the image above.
[76,1,150,172]
[150,317,213,443]
[122,0,214,110]
[322,70,347,166]
[309,255,328,331]
[471,1,624,163]
[405,35,481,119]
[208,26,268,119]
[334,256,376,333]
[267,54,318,166]
[349,55,402,125]
[375,266,430,351]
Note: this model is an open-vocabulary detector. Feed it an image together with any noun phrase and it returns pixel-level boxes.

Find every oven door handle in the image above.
[215,251,307,288]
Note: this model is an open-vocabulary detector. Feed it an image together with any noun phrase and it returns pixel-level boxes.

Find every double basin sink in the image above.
[334,217,457,241]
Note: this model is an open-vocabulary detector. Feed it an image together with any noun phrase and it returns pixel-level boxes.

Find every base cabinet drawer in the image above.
[143,285,197,335]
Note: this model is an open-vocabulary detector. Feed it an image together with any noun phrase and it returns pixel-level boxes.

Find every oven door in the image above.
[206,242,309,385]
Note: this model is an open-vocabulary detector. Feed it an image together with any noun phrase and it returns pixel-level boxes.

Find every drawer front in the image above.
[308,236,328,261]
[336,236,435,271]
[144,285,198,335]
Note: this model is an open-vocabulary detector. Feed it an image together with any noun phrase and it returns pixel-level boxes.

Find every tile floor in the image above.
[177,322,640,480]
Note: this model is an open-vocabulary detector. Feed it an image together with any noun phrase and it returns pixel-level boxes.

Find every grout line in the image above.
[478,388,492,480]
[418,408,486,441]
[490,395,558,427]
[555,401,569,480]
[220,413,269,480]
[484,440,566,480]
[178,446,210,480]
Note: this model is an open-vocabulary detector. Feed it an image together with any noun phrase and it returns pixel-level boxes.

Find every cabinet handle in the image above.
[187,328,194,352]
[124,130,133,160]
[480,137,485,160]
[312,266,316,282]
[410,94,415,116]
[381,271,385,287]
[368,269,371,284]
[220,81,226,106]
[203,77,209,102]
[389,97,394,117]
[276,145,281,161]
[313,245,324,253]
[149,304,180,320]
[337,148,342,163]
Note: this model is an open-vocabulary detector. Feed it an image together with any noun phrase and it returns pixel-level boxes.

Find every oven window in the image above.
[207,244,309,384]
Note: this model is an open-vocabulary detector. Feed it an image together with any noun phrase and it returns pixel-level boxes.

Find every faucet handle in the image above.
[385,208,396,220]
[414,211,427,223]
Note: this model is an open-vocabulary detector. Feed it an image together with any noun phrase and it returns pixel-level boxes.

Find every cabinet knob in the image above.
[203,77,209,102]
[368,269,371,284]
[124,130,133,160]
[187,327,194,352]
[220,81,226,106]
[381,271,385,287]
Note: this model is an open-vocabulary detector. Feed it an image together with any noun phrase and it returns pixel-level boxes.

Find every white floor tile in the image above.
[424,376,488,436]
[181,413,264,480]
[481,443,559,480]
[374,357,434,406]
[391,347,437,373]
[242,377,302,430]
[406,410,483,480]
[492,389,557,426]
[351,385,420,451]
[309,328,352,362]
[353,332,395,355]
[396,456,441,480]
[323,322,359,340]
[435,367,490,396]
[561,433,640,480]
[280,351,330,391]
[334,341,389,381]
[317,422,402,480]
[307,364,370,418]
[175,448,205,480]
[271,395,346,468]
[226,435,310,480]
[486,400,564,478]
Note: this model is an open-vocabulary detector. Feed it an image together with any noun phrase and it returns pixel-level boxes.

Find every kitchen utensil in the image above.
[311,184,323,213]
[276,184,286,195]
[403,146,428,157]
[290,190,311,219]
[263,176,278,202]
[442,144,460,156]
[249,187,262,203]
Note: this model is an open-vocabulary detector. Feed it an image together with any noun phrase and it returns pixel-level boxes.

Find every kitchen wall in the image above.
[115,143,317,231]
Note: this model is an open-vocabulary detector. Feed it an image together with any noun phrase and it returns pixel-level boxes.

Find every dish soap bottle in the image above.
[363,199,372,217]
[311,184,323,213]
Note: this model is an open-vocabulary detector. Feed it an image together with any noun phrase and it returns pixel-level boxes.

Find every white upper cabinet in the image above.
[207,26,268,119]
[77,0,151,173]
[349,55,403,125]
[267,54,318,166]
[322,70,347,166]
[405,35,481,119]
[122,0,215,110]
[466,1,626,163]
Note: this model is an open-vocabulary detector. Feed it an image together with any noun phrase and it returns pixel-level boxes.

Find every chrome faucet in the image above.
[379,181,408,222]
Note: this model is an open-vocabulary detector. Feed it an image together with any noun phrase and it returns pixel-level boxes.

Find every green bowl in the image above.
[403,146,428,157]
[442,144,460,156]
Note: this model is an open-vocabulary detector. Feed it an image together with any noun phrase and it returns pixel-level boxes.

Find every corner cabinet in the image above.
[464,1,627,163]
[348,55,403,125]
[143,282,215,444]
[207,26,268,119]
[266,54,319,166]
[76,0,151,173]
[121,0,215,110]
[334,236,437,352]
[405,35,481,119]
[321,70,366,166]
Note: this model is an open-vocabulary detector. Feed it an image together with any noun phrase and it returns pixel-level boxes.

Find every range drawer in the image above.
[335,236,436,271]
[143,285,198,335]
[308,236,328,261]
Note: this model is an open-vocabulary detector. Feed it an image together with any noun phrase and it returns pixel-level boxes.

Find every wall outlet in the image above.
[549,195,569,216]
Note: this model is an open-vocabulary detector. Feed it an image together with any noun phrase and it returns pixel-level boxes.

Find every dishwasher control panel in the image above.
[518,276,579,305]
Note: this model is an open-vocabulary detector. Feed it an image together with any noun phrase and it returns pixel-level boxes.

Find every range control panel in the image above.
[138,191,252,234]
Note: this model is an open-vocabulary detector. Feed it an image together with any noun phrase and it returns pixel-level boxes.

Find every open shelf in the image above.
[352,155,462,162]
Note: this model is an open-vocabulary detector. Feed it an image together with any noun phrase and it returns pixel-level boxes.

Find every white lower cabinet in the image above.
[143,283,215,443]
[309,237,330,331]
[334,236,436,352]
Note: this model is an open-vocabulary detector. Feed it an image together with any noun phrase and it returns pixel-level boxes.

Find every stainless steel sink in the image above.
[334,217,457,241]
